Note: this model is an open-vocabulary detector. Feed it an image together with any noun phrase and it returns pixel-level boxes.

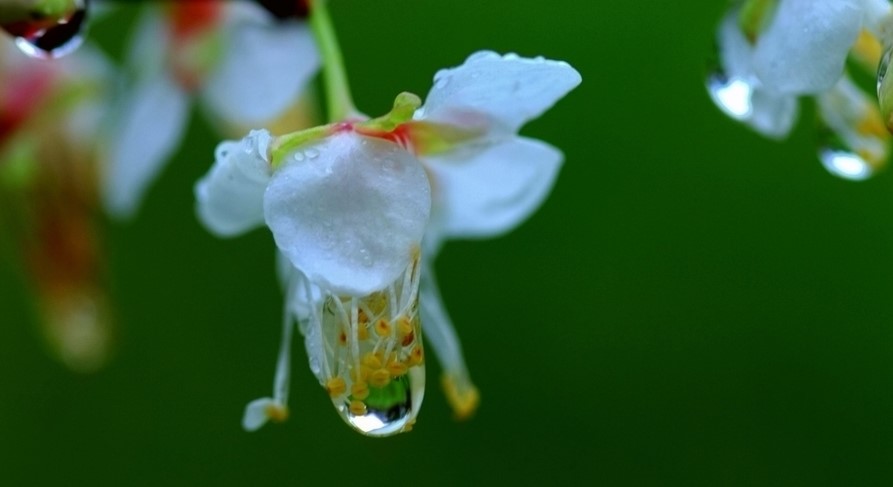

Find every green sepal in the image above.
[270,124,337,169]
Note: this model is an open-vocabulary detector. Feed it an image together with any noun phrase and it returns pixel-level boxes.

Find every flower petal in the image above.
[102,74,190,218]
[710,10,799,139]
[202,20,319,125]
[264,132,431,296]
[423,136,561,239]
[752,0,862,94]
[194,129,272,237]
[416,51,581,135]
[242,397,278,431]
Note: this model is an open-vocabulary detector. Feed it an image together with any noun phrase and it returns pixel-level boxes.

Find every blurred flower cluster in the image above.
[708,0,893,180]
[0,0,580,437]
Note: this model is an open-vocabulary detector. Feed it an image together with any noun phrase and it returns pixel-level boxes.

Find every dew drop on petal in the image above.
[293,151,305,162]
[818,147,875,181]
[434,75,450,90]
[878,45,893,96]
[305,148,319,159]
[706,70,754,121]
[4,0,88,59]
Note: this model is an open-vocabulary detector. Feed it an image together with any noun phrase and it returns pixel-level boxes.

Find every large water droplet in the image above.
[818,148,875,181]
[706,70,754,121]
[3,0,88,59]
[878,45,893,96]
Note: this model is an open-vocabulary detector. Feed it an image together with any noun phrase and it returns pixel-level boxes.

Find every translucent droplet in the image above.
[4,0,88,59]
[319,260,425,437]
[706,70,754,121]
[293,151,305,162]
[819,148,875,181]
[305,148,319,159]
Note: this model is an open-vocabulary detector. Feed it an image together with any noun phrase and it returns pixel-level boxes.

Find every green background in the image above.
[2,0,893,484]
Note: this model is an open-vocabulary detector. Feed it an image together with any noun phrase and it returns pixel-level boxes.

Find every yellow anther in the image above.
[361,352,383,369]
[369,368,391,388]
[853,29,883,71]
[408,344,424,366]
[396,315,413,338]
[357,322,370,340]
[375,318,391,337]
[350,365,371,382]
[337,329,348,347]
[349,400,367,416]
[326,376,346,397]
[857,110,889,139]
[442,373,480,421]
[351,381,369,400]
[357,308,369,324]
[265,403,290,423]
[387,360,408,377]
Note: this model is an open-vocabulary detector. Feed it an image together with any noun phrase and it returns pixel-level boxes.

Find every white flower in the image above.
[103,1,319,218]
[194,50,580,435]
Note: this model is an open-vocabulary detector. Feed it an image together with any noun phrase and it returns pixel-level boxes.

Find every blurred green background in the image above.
[3,0,893,484]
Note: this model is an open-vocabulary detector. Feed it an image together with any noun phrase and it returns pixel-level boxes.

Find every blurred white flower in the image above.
[194,51,580,435]
[103,0,319,218]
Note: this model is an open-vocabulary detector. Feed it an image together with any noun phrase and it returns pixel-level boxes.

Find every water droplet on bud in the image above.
[3,0,88,59]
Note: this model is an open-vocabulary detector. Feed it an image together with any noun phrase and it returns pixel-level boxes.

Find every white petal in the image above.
[242,397,276,431]
[102,75,189,218]
[753,0,862,94]
[123,8,168,81]
[417,51,581,135]
[424,136,561,239]
[194,129,272,237]
[264,132,431,296]
[202,20,319,125]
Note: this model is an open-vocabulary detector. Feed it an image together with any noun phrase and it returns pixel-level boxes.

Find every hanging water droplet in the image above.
[319,261,426,437]
[818,147,875,181]
[706,70,754,121]
[4,0,88,59]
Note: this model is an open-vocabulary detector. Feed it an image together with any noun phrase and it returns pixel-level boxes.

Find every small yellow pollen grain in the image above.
[370,368,391,388]
[351,381,369,400]
[361,352,383,369]
[357,323,370,341]
[375,318,391,337]
[408,345,424,366]
[387,360,408,377]
[349,400,367,416]
[396,315,413,338]
[442,374,480,421]
[326,376,346,397]
[265,404,290,423]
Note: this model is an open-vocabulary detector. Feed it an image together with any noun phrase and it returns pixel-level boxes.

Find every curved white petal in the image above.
[123,8,168,80]
[416,51,581,135]
[423,136,561,239]
[264,132,431,296]
[194,129,272,237]
[102,75,189,218]
[753,0,862,94]
[711,10,799,139]
[202,20,319,125]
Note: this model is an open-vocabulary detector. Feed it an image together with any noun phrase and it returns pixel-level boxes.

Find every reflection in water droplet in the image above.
[878,45,893,96]
[4,0,88,59]
[706,71,754,121]
[319,257,425,436]
[819,148,874,181]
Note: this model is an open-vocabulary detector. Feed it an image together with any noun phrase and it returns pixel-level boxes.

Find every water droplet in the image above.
[292,151,305,162]
[4,0,88,59]
[320,282,426,436]
[706,70,754,121]
[305,148,319,159]
[819,147,875,181]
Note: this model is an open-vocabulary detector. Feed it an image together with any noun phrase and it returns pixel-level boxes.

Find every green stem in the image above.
[309,0,356,122]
